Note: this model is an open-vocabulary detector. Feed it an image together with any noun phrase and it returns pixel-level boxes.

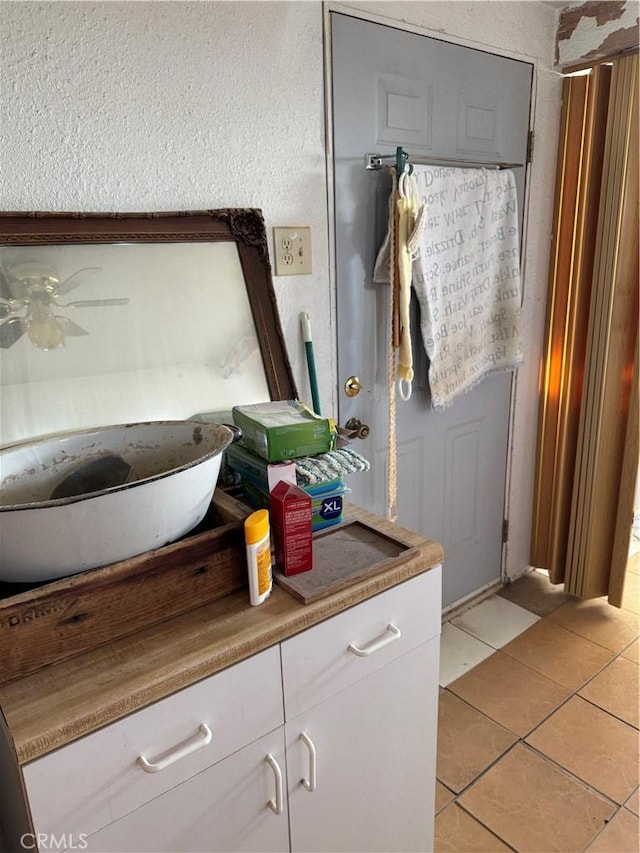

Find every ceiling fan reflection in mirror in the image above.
[0,261,129,350]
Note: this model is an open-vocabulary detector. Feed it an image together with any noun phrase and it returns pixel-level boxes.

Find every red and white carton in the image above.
[270,480,313,576]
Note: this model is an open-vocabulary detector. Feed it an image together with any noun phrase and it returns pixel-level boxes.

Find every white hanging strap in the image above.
[397,169,408,199]
[398,377,412,401]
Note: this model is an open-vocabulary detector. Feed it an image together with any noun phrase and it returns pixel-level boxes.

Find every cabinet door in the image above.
[286,638,439,853]
[81,728,289,853]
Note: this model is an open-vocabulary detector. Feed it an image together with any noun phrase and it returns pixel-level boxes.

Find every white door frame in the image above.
[322,0,539,589]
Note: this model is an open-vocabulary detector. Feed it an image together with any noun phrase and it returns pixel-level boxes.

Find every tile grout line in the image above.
[445,636,630,741]
[577,691,639,731]
[541,614,640,653]
[438,711,629,853]
[512,641,640,740]
[449,630,638,733]
[442,591,639,689]
[439,797,518,852]
[446,598,542,649]
[499,622,638,694]
[522,740,623,809]
[436,594,639,852]
[444,613,638,754]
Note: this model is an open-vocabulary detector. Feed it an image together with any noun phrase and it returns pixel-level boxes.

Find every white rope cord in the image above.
[387,169,399,522]
[387,297,398,522]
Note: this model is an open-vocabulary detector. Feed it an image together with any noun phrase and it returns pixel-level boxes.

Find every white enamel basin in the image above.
[0,420,235,582]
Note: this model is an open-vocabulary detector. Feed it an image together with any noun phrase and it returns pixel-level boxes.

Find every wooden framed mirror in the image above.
[0,209,297,447]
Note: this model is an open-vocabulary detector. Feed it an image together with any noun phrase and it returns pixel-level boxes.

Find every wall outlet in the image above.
[273,227,312,276]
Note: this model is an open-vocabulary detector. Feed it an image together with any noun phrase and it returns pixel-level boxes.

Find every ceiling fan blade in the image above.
[57,317,89,337]
[64,298,130,308]
[55,267,102,295]
[0,317,28,348]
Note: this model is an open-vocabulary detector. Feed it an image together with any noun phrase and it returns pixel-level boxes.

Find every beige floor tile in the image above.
[622,571,640,615]
[460,743,615,852]
[625,787,640,817]
[526,696,639,804]
[498,569,575,616]
[436,690,517,793]
[547,597,640,652]
[501,619,614,690]
[621,638,639,663]
[434,803,511,852]
[449,650,571,737]
[434,781,455,815]
[579,655,639,728]
[588,806,640,852]
[628,551,640,575]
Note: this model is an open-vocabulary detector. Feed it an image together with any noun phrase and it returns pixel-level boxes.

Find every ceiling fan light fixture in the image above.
[1,258,126,350]
[28,315,65,350]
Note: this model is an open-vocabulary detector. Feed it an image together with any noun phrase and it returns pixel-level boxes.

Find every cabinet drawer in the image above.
[281,566,441,719]
[23,645,283,841]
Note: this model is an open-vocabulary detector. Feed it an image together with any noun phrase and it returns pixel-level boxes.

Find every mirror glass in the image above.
[0,210,297,447]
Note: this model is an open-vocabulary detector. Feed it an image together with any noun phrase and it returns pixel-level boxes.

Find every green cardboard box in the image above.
[232,401,336,463]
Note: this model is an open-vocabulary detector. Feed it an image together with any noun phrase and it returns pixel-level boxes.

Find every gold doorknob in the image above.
[344,376,361,397]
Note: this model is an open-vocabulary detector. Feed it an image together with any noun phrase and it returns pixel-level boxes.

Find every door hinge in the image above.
[526,130,534,164]
[502,519,509,544]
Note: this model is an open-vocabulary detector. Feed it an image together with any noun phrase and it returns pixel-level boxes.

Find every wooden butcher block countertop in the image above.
[0,504,443,765]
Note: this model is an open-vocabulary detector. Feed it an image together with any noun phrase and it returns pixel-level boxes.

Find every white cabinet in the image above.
[20,567,441,853]
[282,569,441,853]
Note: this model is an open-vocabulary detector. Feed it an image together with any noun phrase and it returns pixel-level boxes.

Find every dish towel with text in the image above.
[411,166,524,411]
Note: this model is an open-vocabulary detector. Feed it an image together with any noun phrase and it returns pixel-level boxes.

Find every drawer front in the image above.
[23,645,283,840]
[281,566,441,720]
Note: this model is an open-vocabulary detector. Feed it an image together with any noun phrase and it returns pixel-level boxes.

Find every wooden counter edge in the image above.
[0,507,443,765]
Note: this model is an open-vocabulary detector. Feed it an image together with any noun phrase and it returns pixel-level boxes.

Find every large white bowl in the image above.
[0,420,235,582]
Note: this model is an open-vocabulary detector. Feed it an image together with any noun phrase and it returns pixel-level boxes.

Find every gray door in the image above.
[331,12,532,606]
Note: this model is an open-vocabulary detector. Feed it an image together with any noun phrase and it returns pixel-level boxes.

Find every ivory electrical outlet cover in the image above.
[273,227,312,275]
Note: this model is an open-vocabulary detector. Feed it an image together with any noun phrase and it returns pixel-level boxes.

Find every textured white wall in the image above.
[0,0,330,414]
[0,0,562,581]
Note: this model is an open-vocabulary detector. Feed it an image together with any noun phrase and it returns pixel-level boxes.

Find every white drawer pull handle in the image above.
[137,722,212,773]
[300,732,317,792]
[348,623,401,657]
[265,754,284,814]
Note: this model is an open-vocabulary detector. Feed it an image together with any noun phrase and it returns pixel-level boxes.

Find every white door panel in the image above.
[331,12,532,606]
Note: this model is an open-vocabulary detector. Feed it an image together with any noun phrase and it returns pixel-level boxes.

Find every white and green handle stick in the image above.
[300,312,321,415]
